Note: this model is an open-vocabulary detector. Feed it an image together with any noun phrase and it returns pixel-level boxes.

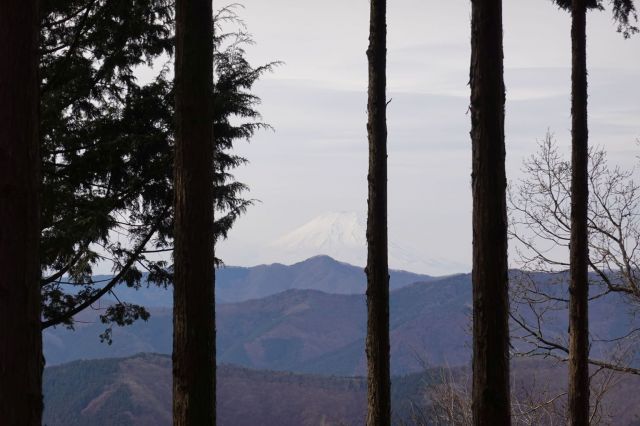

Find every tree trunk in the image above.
[365,0,390,425]
[0,1,43,424]
[568,0,590,423]
[469,0,511,424]
[173,0,216,424]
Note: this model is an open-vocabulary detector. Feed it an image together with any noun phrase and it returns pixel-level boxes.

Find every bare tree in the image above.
[426,368,473,426]
[365,0,390,424]
[0,0,43,424]
[416,364,616,425]
[469,0,511,423]
[173,0,216,424]
[510,134,640,302]
[509,134,640,376]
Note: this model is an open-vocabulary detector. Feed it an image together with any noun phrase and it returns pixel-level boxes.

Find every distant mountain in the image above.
[44,275,469,371]
[44,271,639,374]
[43,354,640,426]
[268,211,465,275]
[42,353,428,426]
[214,255,433,303]
[270,212,365,265]
[111,255,433,306]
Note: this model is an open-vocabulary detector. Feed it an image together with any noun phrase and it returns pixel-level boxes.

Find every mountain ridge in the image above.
[111,254,435,305]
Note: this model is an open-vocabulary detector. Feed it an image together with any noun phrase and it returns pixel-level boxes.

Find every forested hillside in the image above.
[43,354,640,425]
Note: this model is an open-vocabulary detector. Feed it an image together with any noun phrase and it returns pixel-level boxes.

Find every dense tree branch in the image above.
[41,209,167,329]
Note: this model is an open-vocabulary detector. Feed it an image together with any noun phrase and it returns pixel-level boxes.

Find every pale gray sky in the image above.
[215,0,640,274]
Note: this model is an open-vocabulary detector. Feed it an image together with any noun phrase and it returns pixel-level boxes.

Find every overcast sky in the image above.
[214,0,640,274]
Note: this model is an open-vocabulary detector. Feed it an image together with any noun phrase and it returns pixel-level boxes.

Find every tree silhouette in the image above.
[548,1,637,423]
[365,0,390,424]
[469,0,511,423]
[0,0,43,424]
[568,1,592,422]
[173,0,216,423]
[38,3,273,337]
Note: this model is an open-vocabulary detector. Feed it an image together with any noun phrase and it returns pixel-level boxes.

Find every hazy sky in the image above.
[214,0,640,273]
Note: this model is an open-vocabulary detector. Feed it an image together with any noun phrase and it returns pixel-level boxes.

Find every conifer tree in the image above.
[39,2,272,337]
[365,0,390,424]
[549,1,637,423]
[0,0,43,424]
[173,0,216,424]
[568,1,591,422]
[469,0,511,423]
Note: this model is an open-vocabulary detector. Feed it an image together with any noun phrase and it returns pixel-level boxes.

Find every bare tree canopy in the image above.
[509,134,640,376]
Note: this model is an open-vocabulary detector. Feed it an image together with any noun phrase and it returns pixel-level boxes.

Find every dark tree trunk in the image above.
[568,0,590,423]
[173,0,216,424]
[365,0,390,425]
[0,0,43,424]
[469,0,511,424]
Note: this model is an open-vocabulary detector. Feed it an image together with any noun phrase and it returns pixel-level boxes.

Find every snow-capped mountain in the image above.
[269,211,465,275]
[271,212,365,264]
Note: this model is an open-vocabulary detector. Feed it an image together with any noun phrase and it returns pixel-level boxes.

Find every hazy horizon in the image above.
[210,0,640,275]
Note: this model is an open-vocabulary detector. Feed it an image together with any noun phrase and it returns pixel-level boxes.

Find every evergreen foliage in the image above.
[551,0,638,37]
[40,1,276,333]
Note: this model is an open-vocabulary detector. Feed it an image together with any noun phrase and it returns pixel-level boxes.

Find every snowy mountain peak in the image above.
[272,211,365,251]
[267,211,467,276]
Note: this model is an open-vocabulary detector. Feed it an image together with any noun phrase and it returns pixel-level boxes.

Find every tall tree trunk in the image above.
[173,0,216,424]
[0,0,43,425]
[568,0,590,423]
[365,0,390,425]
[469,0,511,424]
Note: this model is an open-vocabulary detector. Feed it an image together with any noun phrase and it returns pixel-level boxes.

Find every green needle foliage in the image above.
[39,1,277,337]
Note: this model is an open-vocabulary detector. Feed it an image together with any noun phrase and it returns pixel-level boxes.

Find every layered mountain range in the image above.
[42,253,640,425]
[45,256,638,376]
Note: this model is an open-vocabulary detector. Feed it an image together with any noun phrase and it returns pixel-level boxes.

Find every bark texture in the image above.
[568,0,590,423]
[469,0,511,424]
[365,0,390,425]
[173,0,216,424]
[0,0,43,424]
